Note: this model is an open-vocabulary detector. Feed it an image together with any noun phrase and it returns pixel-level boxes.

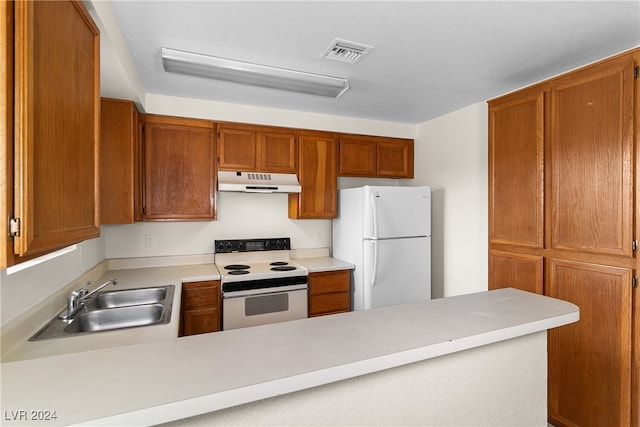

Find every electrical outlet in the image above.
[315,229,323,242]
[144,235,155,248]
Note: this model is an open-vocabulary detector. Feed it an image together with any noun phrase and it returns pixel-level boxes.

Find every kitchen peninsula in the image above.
[1,286,578,426]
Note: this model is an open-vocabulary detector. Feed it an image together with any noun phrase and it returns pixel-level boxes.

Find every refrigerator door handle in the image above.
[371,190,379,238]
[371,240,379,287]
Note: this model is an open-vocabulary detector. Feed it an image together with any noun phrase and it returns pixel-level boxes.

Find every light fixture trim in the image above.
[161,47,349,98]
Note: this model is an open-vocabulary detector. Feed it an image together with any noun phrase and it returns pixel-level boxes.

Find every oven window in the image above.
[245,293,289,316]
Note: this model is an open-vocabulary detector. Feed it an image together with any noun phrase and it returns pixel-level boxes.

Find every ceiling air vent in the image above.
[321,39,373,64]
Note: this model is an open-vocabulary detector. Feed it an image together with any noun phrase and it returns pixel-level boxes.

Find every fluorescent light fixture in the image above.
[161,47,349,98]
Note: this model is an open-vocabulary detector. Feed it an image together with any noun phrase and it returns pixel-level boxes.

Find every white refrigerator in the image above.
[332,185,431,311]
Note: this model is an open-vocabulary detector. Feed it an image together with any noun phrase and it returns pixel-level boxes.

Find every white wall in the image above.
[0,236,106,326]
[413,102,488,298]
[104,193,331,258]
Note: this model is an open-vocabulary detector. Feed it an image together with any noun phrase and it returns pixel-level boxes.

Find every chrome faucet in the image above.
[59,279,118,321]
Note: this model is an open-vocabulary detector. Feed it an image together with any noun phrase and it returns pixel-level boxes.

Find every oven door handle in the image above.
[222,284,308,299]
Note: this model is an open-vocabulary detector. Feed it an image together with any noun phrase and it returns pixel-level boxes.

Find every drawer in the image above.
[308,270,350,295]
[309,292,350,316]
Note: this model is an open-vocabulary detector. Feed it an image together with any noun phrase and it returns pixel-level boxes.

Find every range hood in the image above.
[217,171,302,193]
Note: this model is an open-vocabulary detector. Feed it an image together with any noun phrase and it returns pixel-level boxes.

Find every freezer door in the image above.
[362,237,431,309]
[363,186,431,239]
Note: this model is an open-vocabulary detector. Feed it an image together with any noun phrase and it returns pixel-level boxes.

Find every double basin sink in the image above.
[30,285,175,341]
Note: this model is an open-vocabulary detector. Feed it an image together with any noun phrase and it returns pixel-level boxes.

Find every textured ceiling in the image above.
[105,1,640,124]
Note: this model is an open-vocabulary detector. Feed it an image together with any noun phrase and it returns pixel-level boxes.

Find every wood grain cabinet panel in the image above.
[489,88,544,249]
[548,259,632,427]
[338,137,377,176]
[308,270,351,317]
[11,0,100,258]
[548,55,634,257]
[488,251,543,294]
[100,98,142,224]
[488,48,640,427]
[377,139,414,178]
[288,131,338,219]
[180,280,221,336]
[143,115,216,221]
[260,131,297,173]
[217,126,257,171]
[218,123,296,173]
[338,135,414,178]
[1,0,14,268]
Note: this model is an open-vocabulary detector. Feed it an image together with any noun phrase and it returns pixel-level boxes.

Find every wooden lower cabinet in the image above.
[547,259,633,427]
[308,270,351,317]
[488,250,543,294]
[180,280,221,336]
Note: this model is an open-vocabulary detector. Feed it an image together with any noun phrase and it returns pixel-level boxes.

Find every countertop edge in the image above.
[82,306,578,426]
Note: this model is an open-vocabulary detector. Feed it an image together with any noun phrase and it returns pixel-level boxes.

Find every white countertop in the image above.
[1,287,578,426]
[1,256,351,362]
[294,256,354,272]
[1,263,220,362]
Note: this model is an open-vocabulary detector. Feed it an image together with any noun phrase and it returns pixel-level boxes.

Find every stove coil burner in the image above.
[225,264,250,270]
[271,265,297,272]
[270,261,289,266]
[225,264,251,275]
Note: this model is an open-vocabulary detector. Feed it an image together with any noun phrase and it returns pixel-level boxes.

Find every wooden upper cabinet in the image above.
[100,98,142,224]
[143,115,216,221]
[338,135,414,178]
[217,126,257,171]
[548,55,635,257]
[12,0,100,258]
[1,0,14,268]
[261,131,297,173]
[338,136,377,176]
[218,123,296,173]
[288,131,338,219]
[488,88,545,249]
[377,139,414,178]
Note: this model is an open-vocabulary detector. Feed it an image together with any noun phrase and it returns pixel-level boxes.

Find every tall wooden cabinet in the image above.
[143,115,216,221]
[4,0,100,265]
[100,98,142,224]
[488,48,639,427]
[288,131,338,219]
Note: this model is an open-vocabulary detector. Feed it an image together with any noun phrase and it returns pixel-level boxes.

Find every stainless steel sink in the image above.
[29,285,174,341]
[64,304,165,333]
[93,287,168,309]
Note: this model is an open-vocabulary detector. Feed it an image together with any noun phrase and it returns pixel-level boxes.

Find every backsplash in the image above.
[103,192,332,259]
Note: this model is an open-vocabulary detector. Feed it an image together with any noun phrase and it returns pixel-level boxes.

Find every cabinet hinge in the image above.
[633,276,638,289]
[8,217,20,238]
[635,66,639,80]
[633,240,638,252]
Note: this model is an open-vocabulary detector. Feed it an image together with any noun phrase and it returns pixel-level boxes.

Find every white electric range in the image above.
[214,238,308,330]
